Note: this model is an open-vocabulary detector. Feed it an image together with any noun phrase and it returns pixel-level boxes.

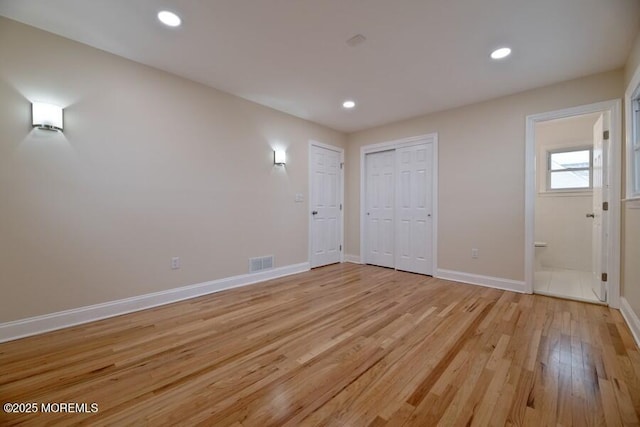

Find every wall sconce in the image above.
[32,102,63,132]
[274,150,286,165]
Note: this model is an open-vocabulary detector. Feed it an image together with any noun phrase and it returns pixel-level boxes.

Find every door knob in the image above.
[312,211,318,215]
[586,213,595,218]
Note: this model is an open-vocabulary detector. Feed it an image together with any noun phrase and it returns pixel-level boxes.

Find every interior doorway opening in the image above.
[525,100,621,307]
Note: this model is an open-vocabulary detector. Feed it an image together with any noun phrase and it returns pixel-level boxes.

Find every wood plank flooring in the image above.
[1,263,639,426]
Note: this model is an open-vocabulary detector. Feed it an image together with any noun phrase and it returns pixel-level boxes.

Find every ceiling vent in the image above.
[346,34,366,47]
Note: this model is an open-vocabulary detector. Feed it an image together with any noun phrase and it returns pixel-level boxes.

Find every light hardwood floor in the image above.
[1,263,639,426]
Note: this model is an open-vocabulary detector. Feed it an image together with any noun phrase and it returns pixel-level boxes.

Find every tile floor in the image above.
[534,267,602,303]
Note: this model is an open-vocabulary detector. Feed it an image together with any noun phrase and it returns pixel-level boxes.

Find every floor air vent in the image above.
[249,255,274,273]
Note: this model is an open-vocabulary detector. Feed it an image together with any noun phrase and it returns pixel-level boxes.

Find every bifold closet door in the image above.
[396,143,433,275]
[365,150,395,268]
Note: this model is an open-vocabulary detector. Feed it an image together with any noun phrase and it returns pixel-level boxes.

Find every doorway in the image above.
[360,134,438,276]
[309,141,344,268]
[525,100,621,307]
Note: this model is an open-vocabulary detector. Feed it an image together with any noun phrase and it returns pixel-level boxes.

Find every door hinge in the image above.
[339,245,342,251]
[603,130,609,140]
[601,273,608,282]
[340,163,344,170]
[340,203,342,210]
[602,201,609,211]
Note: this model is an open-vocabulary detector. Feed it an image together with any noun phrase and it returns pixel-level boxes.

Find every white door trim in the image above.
[309,140,345,267]
[524,100,622,308]
[359,133,438,272]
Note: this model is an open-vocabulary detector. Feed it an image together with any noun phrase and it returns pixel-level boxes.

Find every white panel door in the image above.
[310,145,341,268]
[591,114,608,301]
[396,143,433,275]
[365,150,395,268]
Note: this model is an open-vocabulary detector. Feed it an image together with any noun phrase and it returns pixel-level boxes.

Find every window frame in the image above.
[631,94,640,198]
[545,146,593,192]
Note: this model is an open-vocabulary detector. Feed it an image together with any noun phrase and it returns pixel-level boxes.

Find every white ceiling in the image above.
[1,0,639,132]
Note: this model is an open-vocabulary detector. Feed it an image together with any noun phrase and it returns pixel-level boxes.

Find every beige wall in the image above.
[1,15,637,326]
[534,114,598,272]
[0,18,346,322]
[346,70,623,281]
[625,31,640,86]
[624,210,640,315]
[623,30,640,318]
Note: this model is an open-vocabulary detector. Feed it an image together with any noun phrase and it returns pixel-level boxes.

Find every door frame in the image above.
[308,140,345,267]
[524,99,621,307]
[359,133,439,271]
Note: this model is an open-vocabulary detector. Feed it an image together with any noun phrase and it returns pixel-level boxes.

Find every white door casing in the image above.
[310,143,343,268]
[365,150,395,268]
[396,143,434,275]
[524,99,621,308]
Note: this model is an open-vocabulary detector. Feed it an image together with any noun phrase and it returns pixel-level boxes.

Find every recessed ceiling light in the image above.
[490,47,511,60]
[342,100,356,109]
[158,10,181,27]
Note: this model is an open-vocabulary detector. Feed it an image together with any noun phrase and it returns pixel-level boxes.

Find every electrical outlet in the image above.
[471,248,479,259]
[171,257,180,270]
[294,193,304,203]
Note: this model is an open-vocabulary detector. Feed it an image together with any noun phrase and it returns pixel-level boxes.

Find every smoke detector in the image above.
[346,34,366,47]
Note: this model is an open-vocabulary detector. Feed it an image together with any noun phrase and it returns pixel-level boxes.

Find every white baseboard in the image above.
[620,297,640,349]
[345,254,361,264]
[436,269,526,294]
[0,262,310,343]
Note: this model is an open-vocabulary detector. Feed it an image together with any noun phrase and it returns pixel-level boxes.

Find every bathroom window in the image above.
[547,147,592,191]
